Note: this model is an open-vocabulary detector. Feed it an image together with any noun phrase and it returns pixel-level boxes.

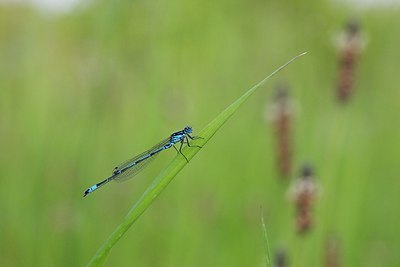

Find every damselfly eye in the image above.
[184,126,193,133]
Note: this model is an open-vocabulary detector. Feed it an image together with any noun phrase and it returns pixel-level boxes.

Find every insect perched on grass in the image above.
[83,126,202,197]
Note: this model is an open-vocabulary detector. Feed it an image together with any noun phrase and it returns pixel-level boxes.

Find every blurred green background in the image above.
[1,0,399,266]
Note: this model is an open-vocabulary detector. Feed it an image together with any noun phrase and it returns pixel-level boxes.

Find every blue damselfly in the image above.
[83,126,201,197]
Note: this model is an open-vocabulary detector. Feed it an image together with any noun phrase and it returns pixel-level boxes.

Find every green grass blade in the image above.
[261,210,272,267]
[86,52,307,267]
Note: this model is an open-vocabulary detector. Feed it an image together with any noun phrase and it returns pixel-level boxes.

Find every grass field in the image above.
[1,0,400,266]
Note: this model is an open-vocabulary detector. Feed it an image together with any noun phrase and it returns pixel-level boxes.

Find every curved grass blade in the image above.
[261,209,272,267]
[87,52,307,267]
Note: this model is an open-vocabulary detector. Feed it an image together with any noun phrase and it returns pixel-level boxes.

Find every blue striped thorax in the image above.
[170,126,192,144]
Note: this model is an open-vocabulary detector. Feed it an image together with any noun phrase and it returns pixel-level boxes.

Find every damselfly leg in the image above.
[174,135,203,162]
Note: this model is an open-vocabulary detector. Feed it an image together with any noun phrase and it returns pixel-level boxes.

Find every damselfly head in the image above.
[184,126,193,134]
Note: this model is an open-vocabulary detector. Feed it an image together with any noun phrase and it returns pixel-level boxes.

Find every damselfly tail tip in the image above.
[83,189,90,197]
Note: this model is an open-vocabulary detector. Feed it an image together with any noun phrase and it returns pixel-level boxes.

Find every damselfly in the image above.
[83,126,202,197]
